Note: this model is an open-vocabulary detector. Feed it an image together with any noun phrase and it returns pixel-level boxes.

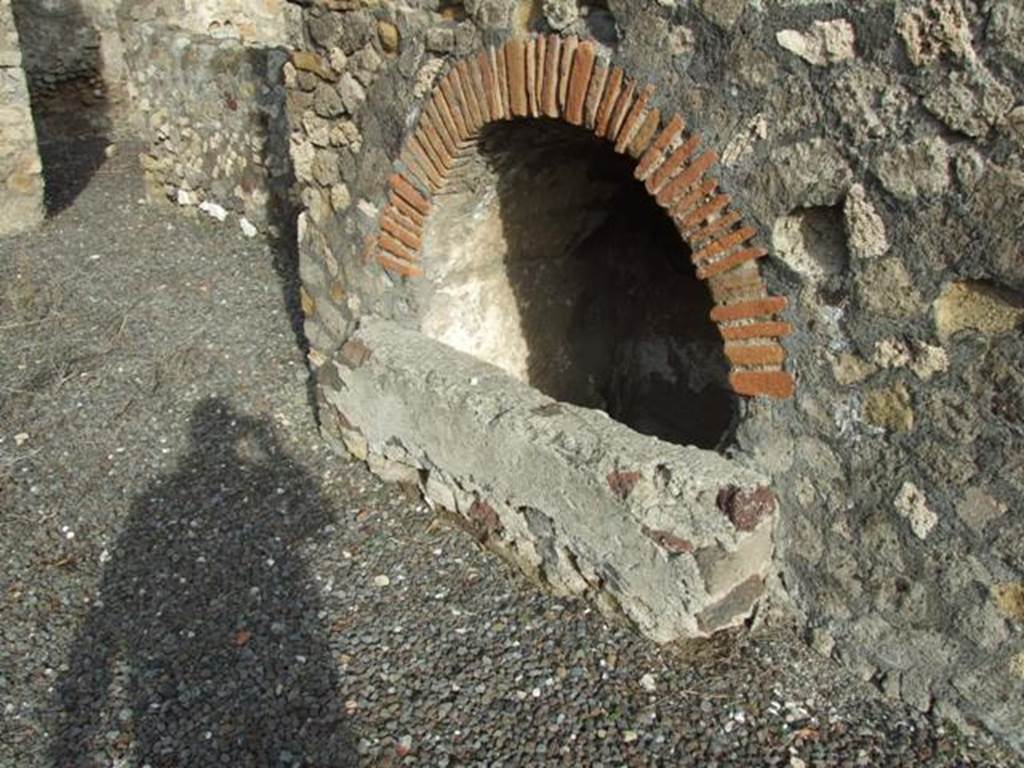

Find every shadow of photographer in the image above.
[49,398,357,767]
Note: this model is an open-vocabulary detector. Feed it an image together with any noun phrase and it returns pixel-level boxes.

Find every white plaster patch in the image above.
[776,19,857,66]
[894,481,938,540]
[843,183,888,259]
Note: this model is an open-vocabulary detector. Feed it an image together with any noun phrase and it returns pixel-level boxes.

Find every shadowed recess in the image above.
[419,119,739,450]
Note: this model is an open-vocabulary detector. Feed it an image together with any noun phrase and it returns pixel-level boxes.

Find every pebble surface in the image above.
[0,142,1015,767]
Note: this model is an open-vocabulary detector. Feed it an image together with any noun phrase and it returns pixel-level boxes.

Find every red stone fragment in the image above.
[469,499,503,536]
[339,338,373,368]
[716,485,777,531]
[607,470,642,500]
[641,525,694,555]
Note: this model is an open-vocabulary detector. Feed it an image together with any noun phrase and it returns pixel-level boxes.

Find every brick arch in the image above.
[369,34,795,399]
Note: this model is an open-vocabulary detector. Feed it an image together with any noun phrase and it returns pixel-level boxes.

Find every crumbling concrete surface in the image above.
[320,318,776,643]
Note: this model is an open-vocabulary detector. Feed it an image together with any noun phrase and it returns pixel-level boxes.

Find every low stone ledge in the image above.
[318,317,777,643]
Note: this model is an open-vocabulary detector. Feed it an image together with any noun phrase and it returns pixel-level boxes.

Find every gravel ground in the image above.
[0,138,1016,768]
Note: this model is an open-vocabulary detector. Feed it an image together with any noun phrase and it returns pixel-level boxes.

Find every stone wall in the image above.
[0,0,44,235]
[120,0,302,44]
[287,0,1024,753]
[120,19,293,235]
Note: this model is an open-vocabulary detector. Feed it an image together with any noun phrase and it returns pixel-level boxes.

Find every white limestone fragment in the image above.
[895,482,938,540]
[843,184,888,259]
[199,200,228,222]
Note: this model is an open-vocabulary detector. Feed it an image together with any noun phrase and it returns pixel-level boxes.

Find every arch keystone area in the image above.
[367,34,795,400]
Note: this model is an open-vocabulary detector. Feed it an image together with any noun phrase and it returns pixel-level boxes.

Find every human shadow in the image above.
[11,0,111,215]
[48,399,357,767]
[479,119,740,450]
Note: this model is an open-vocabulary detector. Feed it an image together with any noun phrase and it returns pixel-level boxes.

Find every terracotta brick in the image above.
[635,113,685,181]
[718,319,792,342]
[385,201,422,235]
[667,177,717,221]
[583,62,608,129]
[465,54,490,125]
[475,51,498,123]
[641,525,693,555]
[594,66,623,137]
[682,194,731,230]
[494,45,510,120]
[724,343,786,367]
[614,83,654,151]
[558,36,578,113]
[378,232,419,263]
[526,37,539,117]
[533,36,546,118]
[693,225,757,265]
[380,209,422,251]
[541,35,561,117]
[377,251,424,278]
[628,107,661,158]
[566,40,596,126]
[415,124,451,174]
[388,190,426,227]
[423,107,459,161]
[647,134,700,195]
[445,67,472,134]
[728,370,795,399]
[398,148,433,192]
[711,296,787,323]
[685,209,742,245]
[408,135,444,189]
[605,78,636,143]
[698,247,768,280]
[505,39,528,117]
[656,149,717,207]
[454,60,483,131]
[708,267,764,300]
[432,92,471,149]
[439,76,470,140]
[389,173,430,215]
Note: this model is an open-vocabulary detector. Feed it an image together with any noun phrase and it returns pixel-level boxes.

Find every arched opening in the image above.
[417,119,739,450]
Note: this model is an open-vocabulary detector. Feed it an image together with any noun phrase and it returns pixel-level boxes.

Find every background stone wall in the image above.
[11,0,125,104]
[286,0,1024,753]
[0,0,44,235]
[121,18,293,235]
